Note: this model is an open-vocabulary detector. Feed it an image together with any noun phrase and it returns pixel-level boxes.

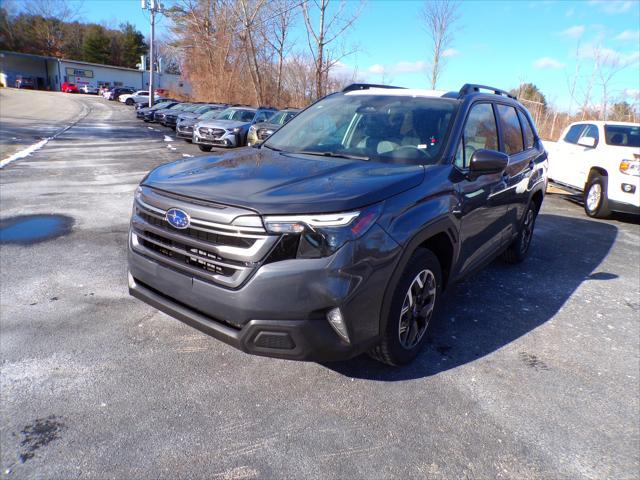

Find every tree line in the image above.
[0,2,147,69]
[162,0,363,108]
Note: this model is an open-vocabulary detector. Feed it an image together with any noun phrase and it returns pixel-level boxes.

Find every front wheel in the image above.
[503,202,538,264]
[369,249,442,366]
[198,145,212,152]
[584,175,611,218]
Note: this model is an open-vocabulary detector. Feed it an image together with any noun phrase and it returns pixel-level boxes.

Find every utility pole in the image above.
[142,0,163,107]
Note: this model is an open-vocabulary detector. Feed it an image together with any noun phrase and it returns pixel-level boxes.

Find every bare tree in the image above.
[264,0,297,106]
[302,0,363,99]
[593,46,638,120]
[422,0,459,89]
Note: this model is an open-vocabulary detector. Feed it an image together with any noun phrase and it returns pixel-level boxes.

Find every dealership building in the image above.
[0,50,191,95]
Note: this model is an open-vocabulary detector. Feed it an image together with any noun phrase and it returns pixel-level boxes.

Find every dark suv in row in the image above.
[128,83,547,366]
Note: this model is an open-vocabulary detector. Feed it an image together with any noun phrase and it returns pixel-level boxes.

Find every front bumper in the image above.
[128,223,401,361]
[193,131,239,148]
[176,127,193,139]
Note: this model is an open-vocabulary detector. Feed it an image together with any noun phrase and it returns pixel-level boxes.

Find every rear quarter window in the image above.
[497,104,524,155]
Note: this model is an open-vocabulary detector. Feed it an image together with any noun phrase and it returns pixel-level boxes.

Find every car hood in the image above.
[142,147,426,214]
[177,112,200,120]
[252,121,281,130]
[178,117,199,127]
[196,119,251,130]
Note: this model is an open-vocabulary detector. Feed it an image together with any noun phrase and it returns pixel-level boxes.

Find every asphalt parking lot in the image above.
[1,89,639,479]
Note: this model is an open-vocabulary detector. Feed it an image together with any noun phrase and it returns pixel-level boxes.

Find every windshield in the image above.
[169,103,187,110]
[264,94,457,165]
[181,104,202,112]
[605,125,640,147]
[193,105,214,114]
[216,108,256,122]
[267,111,298,125]
[198,109,223,120]
[151,102,173,110]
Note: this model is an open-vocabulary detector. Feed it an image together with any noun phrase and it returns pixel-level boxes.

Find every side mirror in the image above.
[468,149,509,175]
[577,136,596,148]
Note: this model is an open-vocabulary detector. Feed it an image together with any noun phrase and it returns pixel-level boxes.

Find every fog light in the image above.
[327,308,350,343]
[621,183,636,194]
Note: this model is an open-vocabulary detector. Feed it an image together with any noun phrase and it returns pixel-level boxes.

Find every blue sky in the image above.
[75,0,640,112]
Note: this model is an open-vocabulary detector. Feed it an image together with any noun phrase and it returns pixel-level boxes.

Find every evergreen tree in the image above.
[120,23,147,69]
[83,25,110,64]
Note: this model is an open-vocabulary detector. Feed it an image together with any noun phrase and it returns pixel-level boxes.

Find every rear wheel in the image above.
[584,175,611,218]
[369,249,441,366]
[125,98,134,106]
[503,202,538,264]
[198,145,212,152]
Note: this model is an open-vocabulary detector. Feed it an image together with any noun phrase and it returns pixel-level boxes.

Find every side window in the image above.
[455,103,499,168]
[564,124,586,144]
[517,110,535,150]
[497,104,524,155]
[580,124,599,145]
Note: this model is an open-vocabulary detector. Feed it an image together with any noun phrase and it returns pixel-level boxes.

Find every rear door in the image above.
[495,104,538,239]
[452,102,510,277]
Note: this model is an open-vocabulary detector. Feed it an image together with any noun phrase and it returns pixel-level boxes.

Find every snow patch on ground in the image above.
[0,138,50,169]
[182,154,194,158]
[163,135,173,142]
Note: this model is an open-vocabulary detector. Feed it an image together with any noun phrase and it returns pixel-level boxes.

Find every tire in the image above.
[584,175,611,218]
[198,145,212,152]
[369,248,442,366]
[125,98,134,106]
[503,202,538,264]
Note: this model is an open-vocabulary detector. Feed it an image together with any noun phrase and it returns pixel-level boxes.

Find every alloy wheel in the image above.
[520,208,535,254]
[398,269,436,349]
[586,183,601,212]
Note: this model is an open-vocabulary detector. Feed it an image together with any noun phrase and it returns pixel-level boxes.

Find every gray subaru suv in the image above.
[128,83,547,365]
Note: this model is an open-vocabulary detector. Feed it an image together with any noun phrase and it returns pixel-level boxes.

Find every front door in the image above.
[452,102,510,278]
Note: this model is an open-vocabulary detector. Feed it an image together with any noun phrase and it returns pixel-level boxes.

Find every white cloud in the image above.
[559,25,585,38]
[368,64,385,74]
[623,89,640,101]
[442,48,460,58]
[394,61,429,73]
[533,57,566,69]
[616,30,640,41]
[588,0,634,14]
[578,44,640,65]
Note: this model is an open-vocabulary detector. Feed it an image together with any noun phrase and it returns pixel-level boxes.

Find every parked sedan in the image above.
[176,108,226,142]
[163,104,225,129]
[152,103,193,124]
[138,102,179,121]
[193,106,278,151]
[61,82,79,93]
[79,84,98,94]
[247,108,300,146]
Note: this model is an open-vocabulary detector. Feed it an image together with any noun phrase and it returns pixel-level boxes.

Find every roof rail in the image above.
[458,83,516,100]
[342,83,406,93]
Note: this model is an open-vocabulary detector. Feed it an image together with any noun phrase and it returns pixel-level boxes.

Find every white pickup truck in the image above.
[546,121,640,218]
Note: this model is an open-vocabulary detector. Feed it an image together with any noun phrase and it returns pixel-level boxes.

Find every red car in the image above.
[61,82,79,93]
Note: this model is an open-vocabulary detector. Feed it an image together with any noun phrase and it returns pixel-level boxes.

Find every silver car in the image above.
[193,107,277,151]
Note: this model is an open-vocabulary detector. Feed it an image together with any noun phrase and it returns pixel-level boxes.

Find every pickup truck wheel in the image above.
[198,145,212,152]
[584,175,611,218]
[503,202,538,264]
[369,248,441,366]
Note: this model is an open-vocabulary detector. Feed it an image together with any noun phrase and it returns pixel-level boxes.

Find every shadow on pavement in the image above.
[323,213,618,381]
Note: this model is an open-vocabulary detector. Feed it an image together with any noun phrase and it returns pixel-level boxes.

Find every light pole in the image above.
[142,0,163,107]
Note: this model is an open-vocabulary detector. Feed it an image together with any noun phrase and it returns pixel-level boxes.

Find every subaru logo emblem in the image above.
[165,208,190,229]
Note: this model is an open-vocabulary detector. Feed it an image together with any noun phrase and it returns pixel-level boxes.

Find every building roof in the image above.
[1,50,143,73]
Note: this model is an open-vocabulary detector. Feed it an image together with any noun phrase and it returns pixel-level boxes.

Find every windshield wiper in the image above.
[291,150,370,161]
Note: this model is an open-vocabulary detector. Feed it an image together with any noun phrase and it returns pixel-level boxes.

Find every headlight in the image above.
[263,204,383,257]
[619,159,640,176]
[227,127,241,133]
